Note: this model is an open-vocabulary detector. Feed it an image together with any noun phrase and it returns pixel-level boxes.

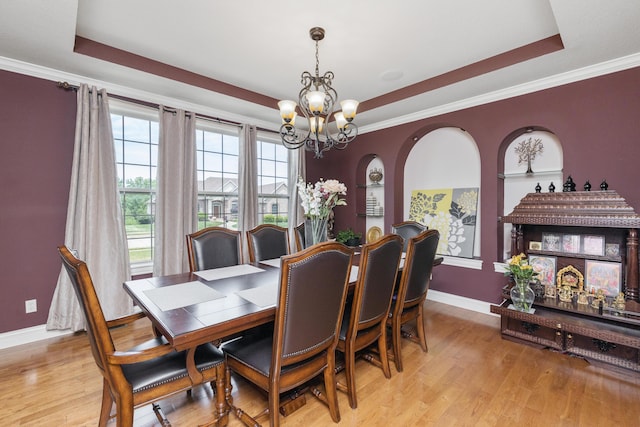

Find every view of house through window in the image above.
[257,139,289,227]
[112,105,289,273]
[112,111,158,272]
[195,124,239,231]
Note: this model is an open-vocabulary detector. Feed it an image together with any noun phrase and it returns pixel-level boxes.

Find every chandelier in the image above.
[278,27,359,158]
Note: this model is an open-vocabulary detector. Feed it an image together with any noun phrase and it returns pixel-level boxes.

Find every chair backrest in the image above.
[391,220,427,251]
[57,246,115,377]
[293,222,305,251]
[274,241,352,367]
[348,234,403,334]
[246,224,290,262]
[186,227,242,271]
[396,229,440,305]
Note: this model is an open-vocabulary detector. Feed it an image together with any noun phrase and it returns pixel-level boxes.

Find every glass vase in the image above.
[304,217,328,248]
[510,278,535,312]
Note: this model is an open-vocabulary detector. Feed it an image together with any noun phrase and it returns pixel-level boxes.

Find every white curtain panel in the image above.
[47,84,132,331]
[238,124,258,263]
[288,147,306,248]
[153,108,197,276]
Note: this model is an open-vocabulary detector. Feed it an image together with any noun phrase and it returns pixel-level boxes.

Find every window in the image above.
[112,101,284,274]
[112,107,158,273]
[195,124,239,230]
[257,139,289,227]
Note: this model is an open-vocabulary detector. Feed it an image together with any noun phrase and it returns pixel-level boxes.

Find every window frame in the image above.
[110,100,159,276]
[256,133,289,227]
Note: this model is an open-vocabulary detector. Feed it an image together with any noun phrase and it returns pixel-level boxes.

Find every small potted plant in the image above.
[336,228,362,247]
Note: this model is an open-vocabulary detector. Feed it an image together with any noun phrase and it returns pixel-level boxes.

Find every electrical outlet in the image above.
[25,299,37,313]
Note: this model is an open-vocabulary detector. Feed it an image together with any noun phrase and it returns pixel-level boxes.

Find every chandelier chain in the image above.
[315,40,320,81]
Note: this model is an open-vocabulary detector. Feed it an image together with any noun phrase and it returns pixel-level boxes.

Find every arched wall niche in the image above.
[354,153,378,236]
[402,126,481,258]
[498,126,563,260]
[392,122,458,226]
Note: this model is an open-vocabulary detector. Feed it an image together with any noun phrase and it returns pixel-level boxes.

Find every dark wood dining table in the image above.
[122,253,441,425]
[124,263,282,352]
[124,261,288,426]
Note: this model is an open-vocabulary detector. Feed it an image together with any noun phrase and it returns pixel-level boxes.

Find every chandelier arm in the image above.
[280,124,307,150]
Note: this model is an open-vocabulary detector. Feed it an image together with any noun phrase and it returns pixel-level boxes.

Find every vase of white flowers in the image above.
[297,177,347,247]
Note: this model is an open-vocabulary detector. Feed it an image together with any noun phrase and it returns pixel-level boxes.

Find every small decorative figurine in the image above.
[613,292,626,311]
[368,168,383,185]
[577,291,589,305]
[514,137,544,174]
[535,183,542,193]
[600,179,609,190]
[549,182,555,192]
[544,283,557,299]
[559,285,573,302]
[591,289,606,309]
[584,181,591,191]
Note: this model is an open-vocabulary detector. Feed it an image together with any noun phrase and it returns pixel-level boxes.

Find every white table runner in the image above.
[144,281,225,311]
[194,264,264,281]
[235,282,279,308]
[259,258,281,268]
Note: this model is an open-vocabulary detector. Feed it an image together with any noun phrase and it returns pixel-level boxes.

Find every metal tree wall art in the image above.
[514,137,544,174]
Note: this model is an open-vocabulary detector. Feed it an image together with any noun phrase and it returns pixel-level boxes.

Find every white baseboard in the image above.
[427,289,498,316]
[0,325,73,350]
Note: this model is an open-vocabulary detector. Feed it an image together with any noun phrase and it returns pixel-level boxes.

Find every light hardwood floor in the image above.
[1,301,639,426]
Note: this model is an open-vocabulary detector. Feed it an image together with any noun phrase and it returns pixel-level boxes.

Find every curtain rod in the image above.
[57,81,278,134]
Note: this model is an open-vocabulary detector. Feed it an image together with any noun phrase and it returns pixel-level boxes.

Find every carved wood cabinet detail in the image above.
[492,190,640,373]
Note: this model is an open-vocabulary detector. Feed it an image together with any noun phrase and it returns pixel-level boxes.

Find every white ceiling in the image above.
[1,0,640,133]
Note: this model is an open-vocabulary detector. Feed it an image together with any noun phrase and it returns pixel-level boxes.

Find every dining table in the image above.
[123,259,360,426]
[122,251,441,425]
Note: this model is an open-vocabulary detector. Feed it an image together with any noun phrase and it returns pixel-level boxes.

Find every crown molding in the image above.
[3,52,640,135]
[359,52,640,134]
[0,56,277,131]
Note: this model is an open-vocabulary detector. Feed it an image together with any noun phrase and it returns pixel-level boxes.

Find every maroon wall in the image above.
[1,66,639,333]
[0,70,76,332]
[307,66,640,304]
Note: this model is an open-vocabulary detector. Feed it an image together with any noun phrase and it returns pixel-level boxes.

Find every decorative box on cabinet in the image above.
[491,190,640,373]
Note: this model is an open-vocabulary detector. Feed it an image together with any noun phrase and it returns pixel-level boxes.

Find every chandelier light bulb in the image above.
[340,100,359,121]
[334,111,347,130]
[282,111,297,126]
[309,116,325,133]
[305,91,326,114]
[278,100,297,122]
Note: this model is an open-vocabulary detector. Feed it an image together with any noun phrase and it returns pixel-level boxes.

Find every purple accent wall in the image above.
[0,66,638,333]
[307,66,640,303]
[0,70,76,332]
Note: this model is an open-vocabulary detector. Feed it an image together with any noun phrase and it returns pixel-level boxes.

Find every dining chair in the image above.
[57,246,227,427]
[391,220,427,251]
[246,224,290,262]
[223,241,353,427]
[186,226,242,272]
[336,234,403,409]
[293,222,305,251]
[387,229,440,372]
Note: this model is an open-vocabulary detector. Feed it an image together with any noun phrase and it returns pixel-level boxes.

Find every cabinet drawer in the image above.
[501,316,564,351]
[566,332,640,372]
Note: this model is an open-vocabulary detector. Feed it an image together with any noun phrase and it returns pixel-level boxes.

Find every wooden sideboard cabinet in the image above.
[492,190,640,373]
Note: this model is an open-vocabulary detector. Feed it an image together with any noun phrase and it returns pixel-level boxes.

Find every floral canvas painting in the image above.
[409,187,478,258]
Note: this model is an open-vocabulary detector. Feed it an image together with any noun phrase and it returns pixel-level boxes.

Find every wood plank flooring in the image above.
[1,301,639,426]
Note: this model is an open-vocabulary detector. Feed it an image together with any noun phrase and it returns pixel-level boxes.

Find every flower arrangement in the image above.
[296,177,347,219]
[504,253,538,311]
[504,253,538,282]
